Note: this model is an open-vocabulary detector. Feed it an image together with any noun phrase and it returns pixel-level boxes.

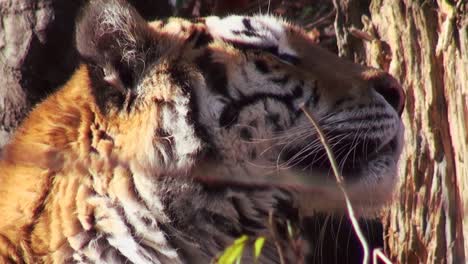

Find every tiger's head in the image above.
[75,0,405,215]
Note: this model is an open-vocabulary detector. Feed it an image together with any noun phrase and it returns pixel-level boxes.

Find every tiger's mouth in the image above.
[192,114,403,200]
[281,127,404,182]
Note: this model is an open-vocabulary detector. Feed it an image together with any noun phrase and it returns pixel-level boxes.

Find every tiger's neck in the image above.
[153,176,300,263]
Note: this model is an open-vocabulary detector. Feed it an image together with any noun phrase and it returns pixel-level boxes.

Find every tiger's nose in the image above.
[368,72,405,116]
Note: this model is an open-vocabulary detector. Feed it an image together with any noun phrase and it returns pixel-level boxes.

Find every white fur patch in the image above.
[206,15,298,58]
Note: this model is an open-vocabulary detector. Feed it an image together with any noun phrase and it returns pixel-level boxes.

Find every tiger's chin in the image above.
[193,124,404,217]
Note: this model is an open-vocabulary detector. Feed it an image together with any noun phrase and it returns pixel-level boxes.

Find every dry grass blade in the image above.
[299,104,370,264]
[373,248,392,264]
[268,210,286,264]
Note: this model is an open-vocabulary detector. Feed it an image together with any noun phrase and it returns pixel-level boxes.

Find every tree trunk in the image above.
[334,1,467,263]
[0,0,83,150]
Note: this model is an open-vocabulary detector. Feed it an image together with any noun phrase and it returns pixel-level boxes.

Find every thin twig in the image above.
[304,8,335,30]
[373,248,392,264]
[300,104,370,264]
[268,210,286,264]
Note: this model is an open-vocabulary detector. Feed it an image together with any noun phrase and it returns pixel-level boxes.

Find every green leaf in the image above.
[217,235,249,264]
[253,236,266,261]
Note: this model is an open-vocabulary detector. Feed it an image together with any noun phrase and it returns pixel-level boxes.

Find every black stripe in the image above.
[254,59,270,74]
[249,149,257,159]
[277,53,300,65]
[229,41,301,66]
[86,63,128,114]
[231,197,268,232]
[195,51,230,98]
[270,75,290,85]
[292,85,303,98]
[242,18,254,31]
[167,65,190,96]
[311,81,320,106]
[334,96,353,107]
[219,104,239,127]
[167,64,212,148]
[232,30,260,37]
[194,31,213,48]
[219,92,296,128]
[202,209,244,236]
[186,30,198,43]
[266,113,283,132]
[239,128,252,141]
[187,29,214,49]
[229,42,276,52]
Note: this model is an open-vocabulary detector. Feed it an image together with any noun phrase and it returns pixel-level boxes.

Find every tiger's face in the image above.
[76,0,404,214]
[192,16,405,213]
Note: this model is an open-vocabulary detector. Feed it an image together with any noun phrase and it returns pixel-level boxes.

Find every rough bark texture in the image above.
[334,0,467,263]
[0,0,83,148]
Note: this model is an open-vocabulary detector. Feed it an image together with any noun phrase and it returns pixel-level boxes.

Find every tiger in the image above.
[0,0,405,263]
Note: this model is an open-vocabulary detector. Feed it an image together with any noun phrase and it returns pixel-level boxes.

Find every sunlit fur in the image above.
[0,0,404,263]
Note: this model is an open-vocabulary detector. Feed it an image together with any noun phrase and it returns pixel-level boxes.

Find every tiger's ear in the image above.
[76,0,154,91]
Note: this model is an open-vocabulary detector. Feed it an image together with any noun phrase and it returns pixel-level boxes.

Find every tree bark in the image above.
[334,1,467,263]
[0,0,83,150]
